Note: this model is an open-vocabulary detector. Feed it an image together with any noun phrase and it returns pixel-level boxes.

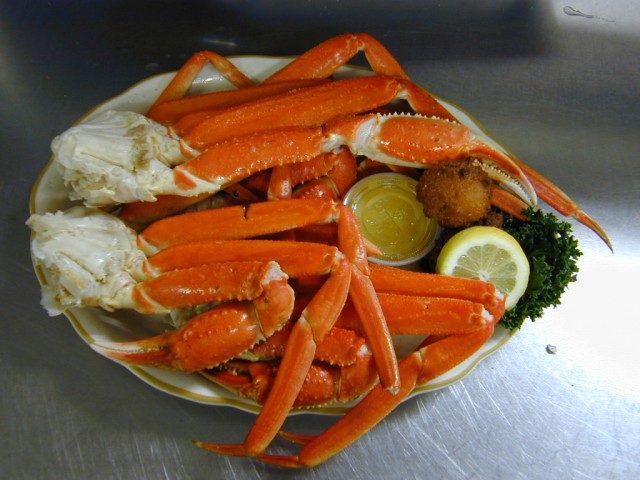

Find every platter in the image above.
[29,56,515,415]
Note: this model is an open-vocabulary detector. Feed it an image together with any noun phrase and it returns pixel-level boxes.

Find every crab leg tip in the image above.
[576,209,613,252]
[279,431,317,445]
[385,384,401,395]
[195,442,305,467]
[195,442,247,457]
[90,338,174,368]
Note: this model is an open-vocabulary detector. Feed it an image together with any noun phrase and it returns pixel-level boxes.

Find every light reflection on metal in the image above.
[529,254,640,401]
[201,36,240,49]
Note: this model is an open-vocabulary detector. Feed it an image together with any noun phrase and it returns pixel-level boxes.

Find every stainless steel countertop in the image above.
[2,1,639,478]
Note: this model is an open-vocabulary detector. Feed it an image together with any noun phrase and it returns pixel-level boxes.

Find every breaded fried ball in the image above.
[416,159,492,228]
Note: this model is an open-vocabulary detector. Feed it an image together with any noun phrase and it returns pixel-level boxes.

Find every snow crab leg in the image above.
[28,207,299,372]
[511,158,612,250]
[28,197,402,456]
[135,198,400,390]
[151,32,609,248]
[95,260,295,373]
[52,74,453,207]
[204,325,379,409]
[146,32,412,125]
[148,78,329,126]
[197,269,505,466]
[128,202,400,455]
[53,108,535,223]
[173,75,455,146]
[203,290,492,409]
[147,50,255,113]
[166,113,536,210]
[259,325,498,468]
[262,32,410,83]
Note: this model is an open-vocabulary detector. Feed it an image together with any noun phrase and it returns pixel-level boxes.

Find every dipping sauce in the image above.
[343,173,439,266]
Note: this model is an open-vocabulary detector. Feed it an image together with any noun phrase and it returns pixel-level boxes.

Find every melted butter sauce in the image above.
[343,173,439,266]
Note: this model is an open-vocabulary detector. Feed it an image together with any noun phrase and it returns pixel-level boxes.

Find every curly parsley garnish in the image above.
[500,207,582,330]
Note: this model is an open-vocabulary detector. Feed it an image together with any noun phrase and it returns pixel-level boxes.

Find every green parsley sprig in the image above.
[500,207,582,330]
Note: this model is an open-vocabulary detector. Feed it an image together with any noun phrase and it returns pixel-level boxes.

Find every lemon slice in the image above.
[436,226,530,310]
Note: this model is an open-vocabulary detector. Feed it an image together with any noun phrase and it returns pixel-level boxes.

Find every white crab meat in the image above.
[52,110,198,206]
[27,207,146,315]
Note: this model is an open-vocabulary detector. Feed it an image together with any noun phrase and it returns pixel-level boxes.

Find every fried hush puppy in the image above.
[416,159,492,228]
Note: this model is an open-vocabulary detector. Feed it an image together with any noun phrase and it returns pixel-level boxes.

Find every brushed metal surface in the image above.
[2,1,638,478]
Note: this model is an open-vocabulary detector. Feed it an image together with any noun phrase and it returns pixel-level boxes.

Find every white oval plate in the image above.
[29,56,514,415]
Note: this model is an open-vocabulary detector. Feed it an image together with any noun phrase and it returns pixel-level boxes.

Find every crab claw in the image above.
[92,262,295,372]
[513,159,613,251]
[203,339,377,409]
[324,113,538,207]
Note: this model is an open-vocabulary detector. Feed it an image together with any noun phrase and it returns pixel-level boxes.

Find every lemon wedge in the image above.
[436,226,530,310]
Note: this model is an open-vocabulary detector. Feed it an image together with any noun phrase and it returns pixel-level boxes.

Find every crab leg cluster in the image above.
[29,197,504,464]
[50,32,610,248]
[30,32,611,469]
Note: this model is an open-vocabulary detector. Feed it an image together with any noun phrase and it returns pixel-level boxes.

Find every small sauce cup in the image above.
[343,172,439,267]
